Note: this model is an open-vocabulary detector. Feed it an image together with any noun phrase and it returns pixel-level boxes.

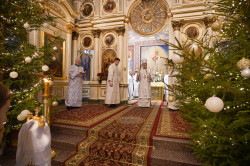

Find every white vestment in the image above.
[138,68,153,107]
[128,74,134,100]
[133,74,139,97]
[16,120,51,166]
[105,63,120,104]
[65,64,84,107]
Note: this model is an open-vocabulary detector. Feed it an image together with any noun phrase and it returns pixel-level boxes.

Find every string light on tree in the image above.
[205,96,224,112]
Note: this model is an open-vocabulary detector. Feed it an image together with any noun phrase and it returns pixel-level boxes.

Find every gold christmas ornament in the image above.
[236,58,250,70]
[204,74,213,79]
[52,101,58,107]
[211,19,223,32]
[168,95,175,102]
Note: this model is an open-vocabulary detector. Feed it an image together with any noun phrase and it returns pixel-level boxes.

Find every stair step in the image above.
[51,148,74,166]
[151,148,201,166]
[50,124,88,136]
[153,136,193,152]
[51,132,85,151]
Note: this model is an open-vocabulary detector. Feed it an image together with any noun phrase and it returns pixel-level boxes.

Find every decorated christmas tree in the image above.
[0,0,61,134]
[165,0,250,165]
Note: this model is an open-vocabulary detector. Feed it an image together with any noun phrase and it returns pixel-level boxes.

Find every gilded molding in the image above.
[172,20,184,31]
[45,1,66,17]
[203,16,216,28]
[92,30,102,38]
[66,24,75,34]
[115,27,126,36]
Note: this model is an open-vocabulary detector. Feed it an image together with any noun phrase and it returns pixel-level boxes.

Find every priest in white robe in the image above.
[105,58,121,108]
[128,71,134,100]
[133,71,139,98]
[65,58,85,109]
[137,58,153,107]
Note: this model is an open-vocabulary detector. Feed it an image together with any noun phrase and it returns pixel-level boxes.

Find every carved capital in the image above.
[171,20,184,31]
[92,30,102,38]
[72,31,79,40]
[203,16,216,28]
[115,27,126,36]
[66,24,75,34]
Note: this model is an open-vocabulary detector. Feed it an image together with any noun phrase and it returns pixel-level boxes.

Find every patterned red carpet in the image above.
[155,106,190,139]
[64,102,161,166]
[53,104,130,127]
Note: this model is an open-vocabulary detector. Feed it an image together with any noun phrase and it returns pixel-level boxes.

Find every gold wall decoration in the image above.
[130,0,167,36]
[45,1,66,17]
[102,49,117,80]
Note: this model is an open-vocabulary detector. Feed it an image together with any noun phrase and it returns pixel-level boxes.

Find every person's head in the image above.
[0,83,11,143]
[75,58,82,65]
[129,71,132,75]
[114,58,120,66]
[141,58,147,69]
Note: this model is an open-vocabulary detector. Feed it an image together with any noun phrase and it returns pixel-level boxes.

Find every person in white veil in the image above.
[137,58,153,107]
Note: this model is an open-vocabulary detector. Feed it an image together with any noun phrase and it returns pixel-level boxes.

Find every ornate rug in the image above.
[155,107,190,139]
[53,104,132,128]
[64,101,161,166]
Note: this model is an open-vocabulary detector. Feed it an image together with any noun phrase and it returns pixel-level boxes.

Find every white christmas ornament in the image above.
[172,54,184,64]
[21,110,30,117]
[43,22,50,28]
[17,114,26,121]
[52,101,58,107]
[10,71,18,78]
[52,56,56,61]
[189,44,199,52]
[241,67,250,78]
[24,22,30,30]
[53,46,57,51]
[25,57,32,63]
[42,65,49,72]
[205,96,224,112]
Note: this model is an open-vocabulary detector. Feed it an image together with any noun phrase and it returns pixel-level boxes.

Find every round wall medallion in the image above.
[103,0,116,13]
[105,34,115,46]
[130,0,167,35]
[186,26,199,39]
[83,36,92,48]
[81,4,93,17]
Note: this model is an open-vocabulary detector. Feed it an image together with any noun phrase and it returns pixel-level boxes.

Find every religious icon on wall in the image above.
[186,26,199,39]
[103,0,116,13]
[44,32,64,78]
[83,36,92,48]
[82,4,93,16]
[105,34,115,46]
[102,49,117,80]
[80,53,91,81]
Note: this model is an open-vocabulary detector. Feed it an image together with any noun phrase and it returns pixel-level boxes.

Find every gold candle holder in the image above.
[43,78,50,124]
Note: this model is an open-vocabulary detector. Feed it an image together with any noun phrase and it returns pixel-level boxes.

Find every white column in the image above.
[92,30,101,81]
[168,20,183,110]
[29,30,40,47]
[65,25,74,79]
[116,27,126,83]
[72,31,79,64]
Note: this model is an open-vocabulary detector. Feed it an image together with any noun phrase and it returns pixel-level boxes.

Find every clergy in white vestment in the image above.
[65,58,85,109]
[105,58,121,108]
[137,58,153,107]
[128,71,134,100]
[133,71,139,98]
[164,74,168,101]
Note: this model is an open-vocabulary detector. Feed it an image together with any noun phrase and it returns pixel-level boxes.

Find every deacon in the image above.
[137,58,153,107]
[128,70,134,100]
[133,70,139,98]
[65,58,85,109]
[105,58,121,108]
